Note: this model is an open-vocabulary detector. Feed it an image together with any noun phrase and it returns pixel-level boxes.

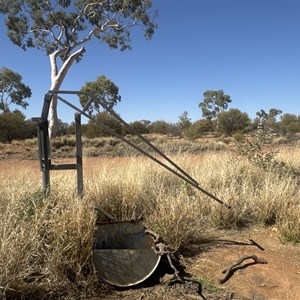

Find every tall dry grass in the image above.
[0,147,299,298]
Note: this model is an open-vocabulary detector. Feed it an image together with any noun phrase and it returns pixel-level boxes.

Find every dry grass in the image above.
[0,146,299,298]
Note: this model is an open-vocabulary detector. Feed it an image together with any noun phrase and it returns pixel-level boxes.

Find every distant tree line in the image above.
[1,105,300,143]
[0,67,300,143]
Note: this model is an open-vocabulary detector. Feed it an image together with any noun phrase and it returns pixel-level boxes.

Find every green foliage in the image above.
[237,113,300,179]
[128,120,149,134]
[55,119,69,136]
[0,67,31,112]
[0,0,157,56]
[83,111,124,138]
[79,75,121,114]
[237,126,279,170]
[22,189,45,219]
[199,89,232,120]
[0,110,35,142]
[177,111,191,133]
[184,119,214,140]
[232,132,245,142]
[148,120,169,135]
[1,0,157,139]
[148,120,180,136]
[51,136,76,149]
[192,276,220,294]
[256,108,282,132]
[166,123,181,136]
[267,108,283,118]
[280,113,300,135]
[217,108,250,135]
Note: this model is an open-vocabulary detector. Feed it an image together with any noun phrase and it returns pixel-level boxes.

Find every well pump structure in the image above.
[33,90,231,287]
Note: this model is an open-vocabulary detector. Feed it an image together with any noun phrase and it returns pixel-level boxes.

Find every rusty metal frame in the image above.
[33,92,85,197]
[33,90,230,208]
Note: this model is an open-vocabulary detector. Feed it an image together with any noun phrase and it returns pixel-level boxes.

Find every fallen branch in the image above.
[249,239,265,251]
[219,254,267,284]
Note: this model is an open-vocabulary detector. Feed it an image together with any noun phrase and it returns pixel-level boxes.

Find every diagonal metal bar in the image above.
[50,91,231,209]
[51,90,199,185]
[98,100,200,186]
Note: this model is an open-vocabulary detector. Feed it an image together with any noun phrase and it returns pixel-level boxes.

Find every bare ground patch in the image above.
[82,226,300,300]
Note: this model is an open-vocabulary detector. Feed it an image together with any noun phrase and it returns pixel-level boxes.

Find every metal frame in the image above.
[33,93,84,197]
[33,90,230,208]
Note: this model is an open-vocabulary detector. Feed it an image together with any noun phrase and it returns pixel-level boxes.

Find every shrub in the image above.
[0,110,33,142]
[232,132,245,142]
[83,112,124,138]
[184,119,213,140]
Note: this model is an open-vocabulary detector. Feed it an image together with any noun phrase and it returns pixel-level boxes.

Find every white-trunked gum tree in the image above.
[0,0,157,138]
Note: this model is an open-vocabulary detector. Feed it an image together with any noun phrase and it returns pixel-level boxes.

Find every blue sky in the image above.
[0,0,300,124]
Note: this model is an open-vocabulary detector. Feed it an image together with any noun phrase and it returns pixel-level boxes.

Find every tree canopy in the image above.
[0,0,157,55]
[177,111,191,132]
[199,90,232,120]
[83,111,123,138]
[79,75,121,114]
[256,108,282,132]
[0,67,31,112]
[217,108,250,135]
[0,110,35,142]
[0,0,157,137]
[280,113,300,135]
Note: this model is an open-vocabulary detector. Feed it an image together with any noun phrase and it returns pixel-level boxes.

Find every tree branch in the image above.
[31,25,65,49]
[71,3,126,49]
[73,27,101,48]
[219,255,267,284]
[55,46,86,85]
[72,2,101,42]
[49,50,59,79]
[55,25,64,44]
[49,48,69,79]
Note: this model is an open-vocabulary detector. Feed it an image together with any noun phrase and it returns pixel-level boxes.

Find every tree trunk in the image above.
[48,47,86,139]
[48,95,59,139]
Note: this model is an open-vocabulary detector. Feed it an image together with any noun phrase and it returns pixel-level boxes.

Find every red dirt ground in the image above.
[185,226,300,300]
[91,226,300,300]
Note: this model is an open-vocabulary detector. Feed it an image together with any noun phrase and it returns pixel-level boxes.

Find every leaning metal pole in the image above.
[48,90,231,209]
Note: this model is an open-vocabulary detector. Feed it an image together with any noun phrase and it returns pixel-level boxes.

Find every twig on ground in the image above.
[219,254,267,284]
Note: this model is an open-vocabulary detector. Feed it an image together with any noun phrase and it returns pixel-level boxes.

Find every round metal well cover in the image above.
[93,220,161,287]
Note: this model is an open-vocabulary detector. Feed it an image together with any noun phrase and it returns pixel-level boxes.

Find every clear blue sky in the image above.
[0,0,300,124]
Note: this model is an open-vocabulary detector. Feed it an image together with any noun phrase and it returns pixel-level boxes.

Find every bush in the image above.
[184,119,213,140]
[146,120,181,137]
[128,121,149,134]
[0,110,35,142]
[83,112,124,138]
[232,132,245,142]
[217,108,250,135]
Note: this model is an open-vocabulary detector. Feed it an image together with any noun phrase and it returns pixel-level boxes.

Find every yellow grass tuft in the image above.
[0,146,299,298]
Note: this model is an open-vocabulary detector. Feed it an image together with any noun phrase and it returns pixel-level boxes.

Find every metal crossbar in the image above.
[34,90,230,209]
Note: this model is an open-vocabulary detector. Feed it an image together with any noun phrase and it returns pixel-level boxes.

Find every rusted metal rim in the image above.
[93,220,161,287]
